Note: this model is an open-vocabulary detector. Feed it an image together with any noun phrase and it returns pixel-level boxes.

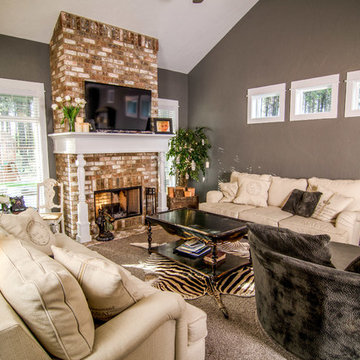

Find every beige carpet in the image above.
[88,227,300,360]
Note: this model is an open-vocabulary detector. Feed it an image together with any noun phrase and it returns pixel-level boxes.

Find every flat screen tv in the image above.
[84,81,152,132]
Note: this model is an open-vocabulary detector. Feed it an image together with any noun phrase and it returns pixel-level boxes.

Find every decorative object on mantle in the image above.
[51,96,86,132]
[167,127,211,187]
[153,118,173,134]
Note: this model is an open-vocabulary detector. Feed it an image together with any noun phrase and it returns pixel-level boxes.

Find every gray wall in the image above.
[0,34,56,178]
[188,0,360,200]
[158,68,188,128]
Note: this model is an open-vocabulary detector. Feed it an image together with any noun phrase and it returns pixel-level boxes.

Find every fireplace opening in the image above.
[94,186,142,221]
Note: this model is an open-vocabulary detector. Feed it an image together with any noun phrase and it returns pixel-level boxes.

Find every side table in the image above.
[167,195,199,210]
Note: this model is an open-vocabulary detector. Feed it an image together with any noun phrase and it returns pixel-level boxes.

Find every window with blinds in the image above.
[158,98,179,188]
[0,79,48,208]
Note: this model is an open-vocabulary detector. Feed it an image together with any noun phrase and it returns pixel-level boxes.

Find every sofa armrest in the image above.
[0,295,51,360]
[85,291,187,360]
[206,190,223,203]
[335,211,360,246]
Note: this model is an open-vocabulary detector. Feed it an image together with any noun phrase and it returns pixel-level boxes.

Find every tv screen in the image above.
[84,81,152,131]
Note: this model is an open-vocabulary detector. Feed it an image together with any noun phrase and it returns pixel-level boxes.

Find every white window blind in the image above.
[0,79,49,208]
[158,98,179,188]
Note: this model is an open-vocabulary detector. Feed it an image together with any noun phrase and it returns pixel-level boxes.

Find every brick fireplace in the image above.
[49,12,169,241]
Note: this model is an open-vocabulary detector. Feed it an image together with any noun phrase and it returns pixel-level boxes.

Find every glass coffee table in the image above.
[146,208,249,318]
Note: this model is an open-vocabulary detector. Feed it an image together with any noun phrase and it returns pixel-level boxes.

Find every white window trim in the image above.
[0,78,49,180]
[290,74,339,121]
[158,98,179,131]
[247,83,286,124]
[345,70,360,118]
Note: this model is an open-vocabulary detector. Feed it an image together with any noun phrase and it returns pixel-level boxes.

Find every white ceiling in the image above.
[0,0,258,74]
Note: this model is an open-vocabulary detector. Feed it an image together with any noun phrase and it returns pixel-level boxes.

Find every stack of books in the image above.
[175,239,211,258]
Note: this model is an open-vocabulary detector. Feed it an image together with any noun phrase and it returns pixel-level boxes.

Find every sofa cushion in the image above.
[52,245,138,321]
[238,206,293,227]
[279,215,349,243]
[268,176,307,207]
[199,202,255,219]
[313,192,354,222]
[234,174,271,207]
[0,234,94,359]
[247,223,334,267]
[282,189,322,217]
[308,177,360,211]
[0,208,56,255]
[219,182,238,203]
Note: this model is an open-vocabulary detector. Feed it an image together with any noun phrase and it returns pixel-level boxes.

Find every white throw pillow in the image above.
[233,174,271,207]
[219,182,238,203]
[0,208,55,255]
[313,192,354,222]
[309,185,334,220]
[52,246,139,321]
[268,176,308,207]
[0,234,94,360]
[308,177,360,211]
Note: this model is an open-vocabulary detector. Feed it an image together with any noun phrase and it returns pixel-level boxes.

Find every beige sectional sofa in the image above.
[0,209,207,360]
[200,171,360,246]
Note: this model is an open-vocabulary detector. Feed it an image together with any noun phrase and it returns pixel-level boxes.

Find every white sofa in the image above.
[0,210,207,360]
[200,171,360,246]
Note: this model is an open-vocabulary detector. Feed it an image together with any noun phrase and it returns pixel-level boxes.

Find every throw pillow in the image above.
[52,246,138,321]
[309,185,334,220]
[314,192,354,222]
[282,189,322,217]
[0,207,55,255]
[247,223,334,267]
[268,176,307,207]
[233,174,271,207]
[219,182,238,203]
[0,234,94,359]
[344,256,360,273]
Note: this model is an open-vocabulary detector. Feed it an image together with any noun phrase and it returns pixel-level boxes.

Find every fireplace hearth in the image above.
[94,186,142,221]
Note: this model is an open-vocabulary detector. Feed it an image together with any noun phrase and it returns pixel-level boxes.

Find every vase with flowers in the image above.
[51,95,86,132]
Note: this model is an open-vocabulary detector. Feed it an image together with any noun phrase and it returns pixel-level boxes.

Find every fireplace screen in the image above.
[94,186,142,220]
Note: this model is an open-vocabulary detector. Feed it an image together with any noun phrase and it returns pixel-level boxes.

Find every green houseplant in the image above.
[167,127,211,188]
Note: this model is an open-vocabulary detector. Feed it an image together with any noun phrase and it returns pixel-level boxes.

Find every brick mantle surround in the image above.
[49,12,167,242]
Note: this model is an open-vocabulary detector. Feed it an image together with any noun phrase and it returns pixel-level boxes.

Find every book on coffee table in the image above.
[175,240,211,258]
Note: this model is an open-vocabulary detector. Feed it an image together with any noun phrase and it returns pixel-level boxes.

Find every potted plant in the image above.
[51,95,86,132]
[167,127,211,189]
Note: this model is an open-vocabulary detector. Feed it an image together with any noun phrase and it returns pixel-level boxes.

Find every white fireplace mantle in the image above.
[49,132,172,243]
[49,132,173,154]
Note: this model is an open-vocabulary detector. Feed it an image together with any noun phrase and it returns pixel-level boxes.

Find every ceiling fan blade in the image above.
[193,0,204,3]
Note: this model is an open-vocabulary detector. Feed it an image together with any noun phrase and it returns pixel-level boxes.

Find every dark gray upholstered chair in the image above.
[248,224,360,360]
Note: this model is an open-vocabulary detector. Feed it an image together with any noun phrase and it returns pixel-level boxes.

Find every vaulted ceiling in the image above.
[0,0,258,74]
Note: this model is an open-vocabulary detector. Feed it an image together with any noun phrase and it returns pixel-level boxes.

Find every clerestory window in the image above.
[290,74,339,121]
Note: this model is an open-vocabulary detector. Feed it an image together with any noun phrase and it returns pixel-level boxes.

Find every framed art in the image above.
[153,118,173,134]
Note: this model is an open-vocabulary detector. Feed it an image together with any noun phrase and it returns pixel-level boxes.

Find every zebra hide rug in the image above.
[127,253,255,300]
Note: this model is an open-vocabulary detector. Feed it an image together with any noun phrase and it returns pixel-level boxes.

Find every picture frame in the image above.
[153,118,173,134]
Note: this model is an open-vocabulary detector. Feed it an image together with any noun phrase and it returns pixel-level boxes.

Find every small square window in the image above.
[247,83,285,124]
[290,74,339,121]
[345,70,360,118]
